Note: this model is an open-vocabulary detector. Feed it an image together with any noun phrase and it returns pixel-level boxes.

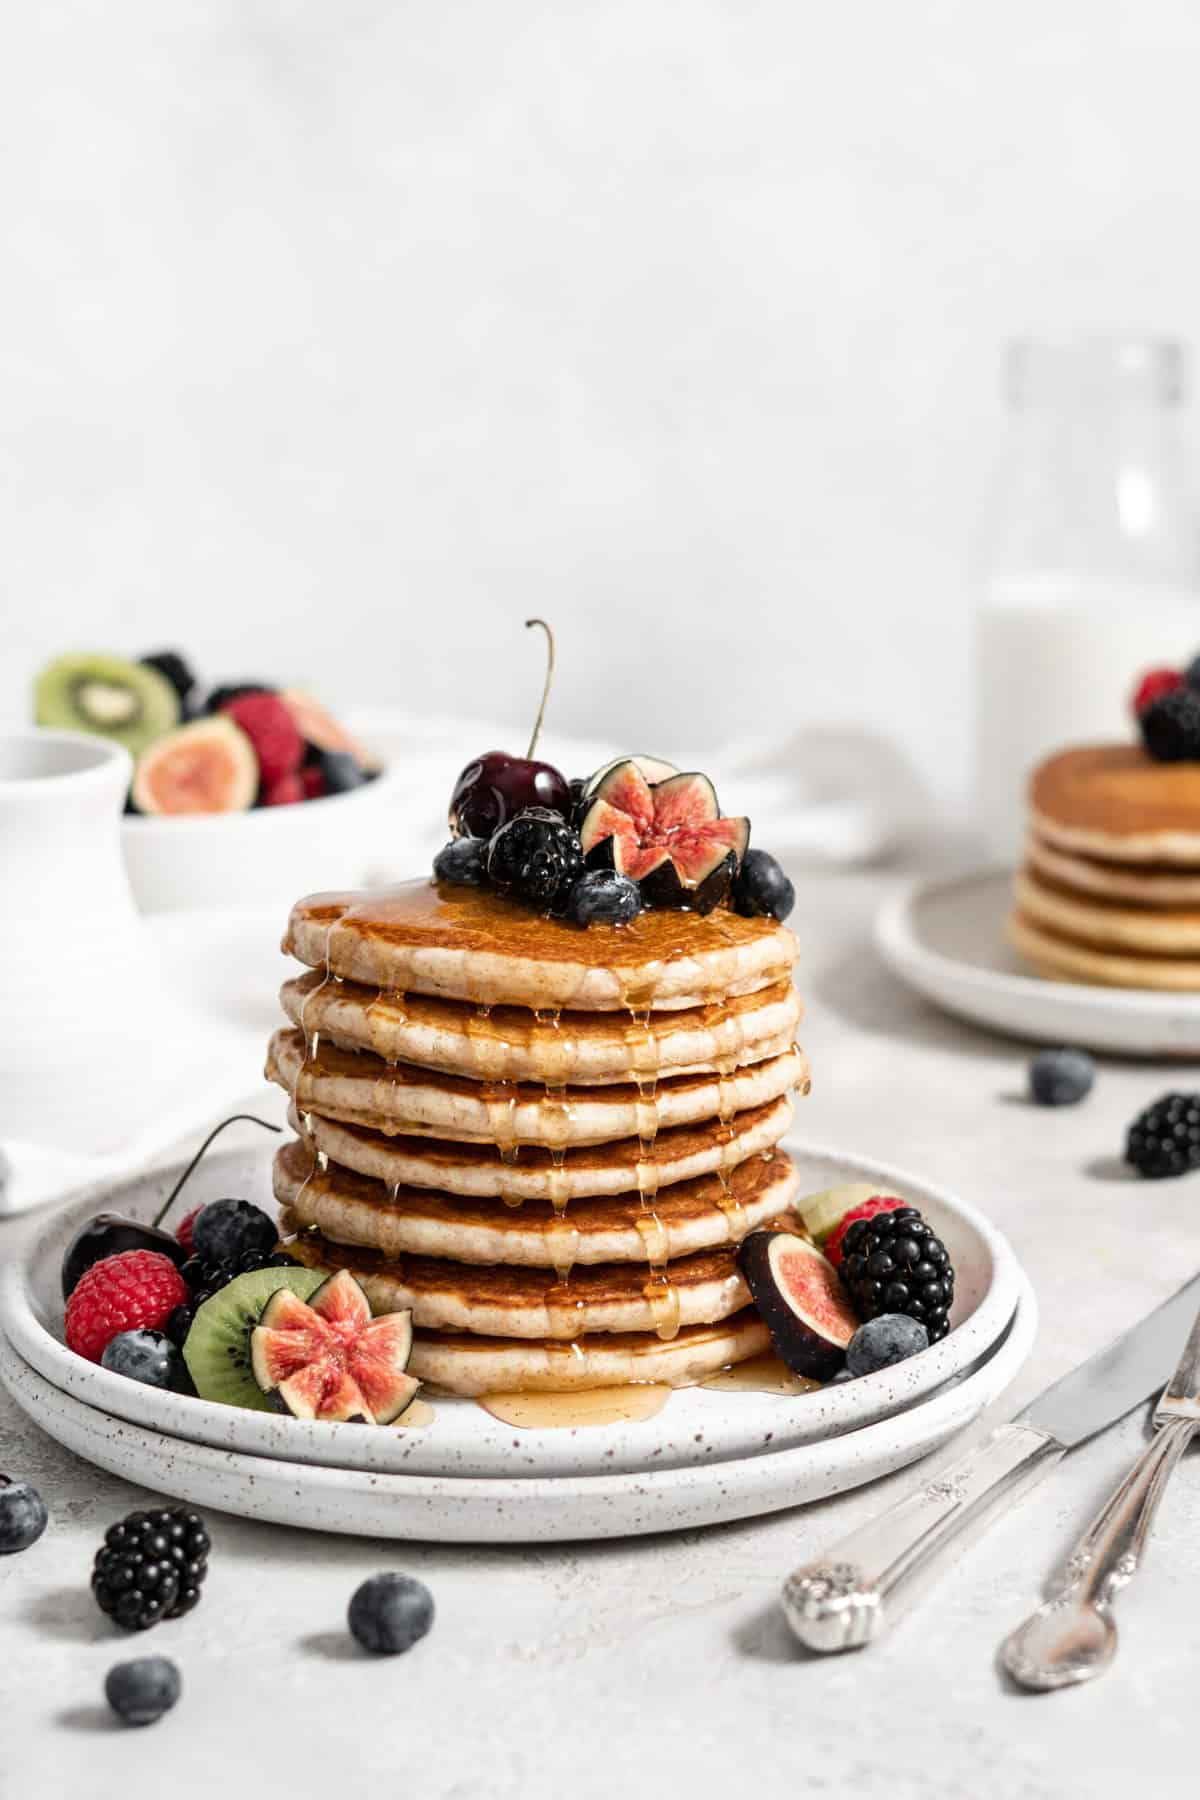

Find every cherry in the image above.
[448,620,570,838]
[59,1114,281,1299]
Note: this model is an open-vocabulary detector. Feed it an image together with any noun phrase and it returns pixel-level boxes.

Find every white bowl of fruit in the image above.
[33,650,397,912]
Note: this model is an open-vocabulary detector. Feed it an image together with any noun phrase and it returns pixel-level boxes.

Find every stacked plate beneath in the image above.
[266,881,810,1397]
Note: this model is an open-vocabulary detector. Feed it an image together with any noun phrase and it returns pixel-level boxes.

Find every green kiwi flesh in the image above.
[34,652,180,756]
[183,1267,326,1410]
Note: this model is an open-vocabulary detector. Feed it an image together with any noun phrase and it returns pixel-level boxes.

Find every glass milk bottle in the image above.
[976,336,1198,861]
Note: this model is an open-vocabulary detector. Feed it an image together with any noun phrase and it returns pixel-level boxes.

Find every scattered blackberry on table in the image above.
[433,836,489,887]
[191,1199,277,1267]
[486,807,586,912]
[1029,1048,1095,1107]
[838,1206,955,1343]
[1140,686,1200,762]
[105,1655,182,1726]
[730,848,796,923]
[92,1507,210,1631]
[846,1314,930,1377]
[1125,1093,1200,1178]
[101,1329,187,1391]
[567,868,643,926]
[0,1475,48,1554]
[348,1573,434,1655]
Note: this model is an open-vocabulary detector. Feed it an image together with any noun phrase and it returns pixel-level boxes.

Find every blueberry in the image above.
[104,1656,181,1726]
[0,1476,48,1554]
[1029,1048,1095,1107]
[191,1199,276,1266]
[1186,653,1200,692]
[730,848,795,922]
[101,1329,187,1392]
[318,749,369,795]
[567,869,643,927]
[433,837,489,887]
[348,1573,434,1655]
[846,1314,930,1377]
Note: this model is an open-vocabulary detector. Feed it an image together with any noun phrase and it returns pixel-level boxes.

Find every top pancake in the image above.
[280,970,803,1085]
[1031,746,1200,865]
[284,880,798,1011]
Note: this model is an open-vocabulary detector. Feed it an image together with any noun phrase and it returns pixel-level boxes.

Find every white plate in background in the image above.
[876,868,1200,1058]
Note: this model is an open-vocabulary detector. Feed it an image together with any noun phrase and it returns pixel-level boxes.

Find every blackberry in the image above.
[486,808,586,912]
[731,848,795,923]
[205,681,272,714]
[1125,1092,1200,1178]
[1140,687,1200,762]
[433,836,488,887]
[92,1507,210,1631]
[838,1206,955,1343]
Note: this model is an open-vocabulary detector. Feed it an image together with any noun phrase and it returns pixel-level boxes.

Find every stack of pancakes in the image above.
[1009,745,1200,990]
[266,880,807,1395]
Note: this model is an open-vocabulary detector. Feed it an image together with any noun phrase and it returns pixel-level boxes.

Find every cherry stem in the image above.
[524,617,555,759]
[152,1114,282,1228]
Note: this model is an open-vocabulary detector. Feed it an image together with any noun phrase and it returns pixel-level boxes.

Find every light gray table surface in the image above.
[3,852,1200,1800]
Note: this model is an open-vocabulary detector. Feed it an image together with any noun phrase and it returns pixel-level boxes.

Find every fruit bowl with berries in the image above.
[31,649,399,910]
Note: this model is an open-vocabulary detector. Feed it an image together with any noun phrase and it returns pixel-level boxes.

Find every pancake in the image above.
[267,1028,807,1148]
[285,1094,793,1201]
[1026,834,1200,908]
[273,1137,799,1266]
[1014,867,1200,954]
[280,1218,759,1338]
[1031,745,1200,864]
[406,1312,771,1395]
[280,969,803,1085]
[283,880,798,1010]
[1007,910,1200,990]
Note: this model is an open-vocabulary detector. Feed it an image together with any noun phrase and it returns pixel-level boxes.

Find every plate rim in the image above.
[0,1278,1037,1541]
[2,1133,1025,1477]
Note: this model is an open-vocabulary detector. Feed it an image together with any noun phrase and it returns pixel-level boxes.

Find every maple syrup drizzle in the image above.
[478,1386,671,1429]
[544,1214,581,1280]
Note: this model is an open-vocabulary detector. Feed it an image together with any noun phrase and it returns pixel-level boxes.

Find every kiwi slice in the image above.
[183,1267,326,1410]
[34,652,180,756]
[799,1182,885,1246]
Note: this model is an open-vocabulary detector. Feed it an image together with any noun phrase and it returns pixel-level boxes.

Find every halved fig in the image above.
[131,716,258,815]
[578,754,679,808]
[738,1231,858,1379]
[249,1268,419,1424]
[578,761,749,914]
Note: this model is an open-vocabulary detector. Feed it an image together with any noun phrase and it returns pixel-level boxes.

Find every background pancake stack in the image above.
[265,881,807,1395]
[1009,745,1200,990]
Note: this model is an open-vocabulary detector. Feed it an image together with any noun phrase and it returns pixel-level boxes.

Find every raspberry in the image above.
[825,1195,908,1268]
[220,693,303,785]
[175,1206,203,1256]
[65,1251,189,1365]
[1132,667,1183,718]
[301,766,326,800]
[262,772,305,806]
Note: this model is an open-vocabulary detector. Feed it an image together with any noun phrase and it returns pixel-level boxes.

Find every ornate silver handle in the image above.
[1000,1414,1196,1690]
[782,1422,1064,1653]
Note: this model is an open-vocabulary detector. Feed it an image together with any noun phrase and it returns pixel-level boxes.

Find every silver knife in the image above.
[781,1271,1200,1653]
[999,1295,1200,1689]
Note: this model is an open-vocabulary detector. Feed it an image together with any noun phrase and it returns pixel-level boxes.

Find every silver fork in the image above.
[999,1304,1200,1691]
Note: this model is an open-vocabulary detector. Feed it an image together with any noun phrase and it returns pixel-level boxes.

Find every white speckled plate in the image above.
[0,1137,1024,1479]
[876,868,1200,1057]
[0,1281,1035,1541]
